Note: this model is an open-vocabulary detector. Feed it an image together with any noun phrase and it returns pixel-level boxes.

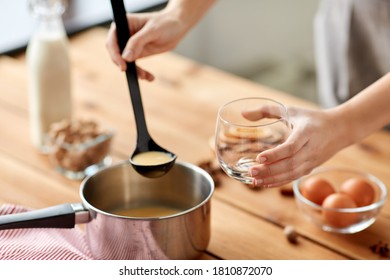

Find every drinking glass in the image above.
[215,97,291,184]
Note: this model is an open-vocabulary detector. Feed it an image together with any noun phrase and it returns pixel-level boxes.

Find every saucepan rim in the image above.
[79,160,215,220]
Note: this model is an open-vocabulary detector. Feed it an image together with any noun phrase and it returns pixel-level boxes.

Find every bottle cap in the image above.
[29,0,67,17]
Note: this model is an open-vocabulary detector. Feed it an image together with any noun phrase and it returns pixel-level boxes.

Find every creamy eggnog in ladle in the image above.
[132,151,173,166]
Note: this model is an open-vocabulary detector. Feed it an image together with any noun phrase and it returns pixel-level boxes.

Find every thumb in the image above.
[242,105,284,121]
[122,26,156,61]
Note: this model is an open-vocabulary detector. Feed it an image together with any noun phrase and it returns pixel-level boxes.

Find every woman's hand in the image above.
[106,11,188,77]
[106,0,216,80]
[247,106,347,188]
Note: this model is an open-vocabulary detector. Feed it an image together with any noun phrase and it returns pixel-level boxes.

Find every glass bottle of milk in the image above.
[26,0,72,152]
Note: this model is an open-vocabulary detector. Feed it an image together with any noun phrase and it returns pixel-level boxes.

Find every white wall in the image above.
[174,0,321,101]
[176,0,319,74]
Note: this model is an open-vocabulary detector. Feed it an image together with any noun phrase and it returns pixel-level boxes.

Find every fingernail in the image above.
[250,168,259,176]
[122,49,133,60]
[254,178,263,185]
[258,156,266,163]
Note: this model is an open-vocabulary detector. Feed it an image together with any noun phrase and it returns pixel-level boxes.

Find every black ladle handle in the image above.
[110,0,151,150]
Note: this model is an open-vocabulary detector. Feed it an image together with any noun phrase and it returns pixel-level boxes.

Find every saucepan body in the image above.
[0,161,214,260]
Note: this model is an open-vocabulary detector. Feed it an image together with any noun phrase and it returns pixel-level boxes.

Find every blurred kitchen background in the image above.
[0,0,320,104]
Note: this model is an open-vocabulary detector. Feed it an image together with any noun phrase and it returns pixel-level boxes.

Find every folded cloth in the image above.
[0,204,93,260]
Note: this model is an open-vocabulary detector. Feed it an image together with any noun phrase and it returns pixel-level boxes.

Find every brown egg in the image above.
[322,193,358,228]
[340,178,375,207]
[300,177,335,205]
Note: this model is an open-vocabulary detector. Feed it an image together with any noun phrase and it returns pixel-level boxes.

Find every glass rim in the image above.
[217,97,289,127]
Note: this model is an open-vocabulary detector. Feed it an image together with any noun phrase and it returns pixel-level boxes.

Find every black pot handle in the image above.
[0,203,90,230]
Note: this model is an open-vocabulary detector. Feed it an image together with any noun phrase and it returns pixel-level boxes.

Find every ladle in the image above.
[110,0,176,178]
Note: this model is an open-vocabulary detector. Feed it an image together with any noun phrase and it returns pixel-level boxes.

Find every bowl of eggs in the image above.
[293,167,387,234]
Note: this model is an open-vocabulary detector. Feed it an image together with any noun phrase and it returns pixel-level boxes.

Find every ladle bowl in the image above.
[130,141,177,178]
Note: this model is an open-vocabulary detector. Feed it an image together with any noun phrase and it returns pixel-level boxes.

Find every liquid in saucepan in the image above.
[111,205,183,218]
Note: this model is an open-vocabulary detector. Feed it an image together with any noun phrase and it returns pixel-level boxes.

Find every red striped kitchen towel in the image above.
[0,204,93,260]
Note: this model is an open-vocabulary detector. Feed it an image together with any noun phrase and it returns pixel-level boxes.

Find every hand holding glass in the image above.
[215,97,291,185]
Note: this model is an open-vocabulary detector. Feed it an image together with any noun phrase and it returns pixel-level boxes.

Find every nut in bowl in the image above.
[293,167,387,234]
[46,119,114,180]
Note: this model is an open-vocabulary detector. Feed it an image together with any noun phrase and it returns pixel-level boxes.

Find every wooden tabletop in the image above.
[0,27,389,260]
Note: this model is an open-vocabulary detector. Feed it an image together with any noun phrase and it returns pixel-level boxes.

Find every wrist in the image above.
[164,0,216,31]
[326,106,357,149]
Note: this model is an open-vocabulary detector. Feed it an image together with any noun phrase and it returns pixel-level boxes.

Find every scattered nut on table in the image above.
[279,184,295,197]
[284,225,299,244]
[370,241,389,258]
[197,158,223,187]
[47,119,113,172]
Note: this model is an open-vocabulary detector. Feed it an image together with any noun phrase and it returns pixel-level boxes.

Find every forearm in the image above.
[164,0,217,31]
[329,73,390,146]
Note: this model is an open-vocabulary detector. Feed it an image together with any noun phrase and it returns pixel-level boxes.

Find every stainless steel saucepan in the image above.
[0,161,214,260]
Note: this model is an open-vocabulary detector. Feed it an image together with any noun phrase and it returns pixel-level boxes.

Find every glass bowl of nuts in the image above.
[293,167,387,234]
[46,119,114,180]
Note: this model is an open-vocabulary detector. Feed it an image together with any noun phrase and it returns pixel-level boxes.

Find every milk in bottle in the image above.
[26,0,72,152]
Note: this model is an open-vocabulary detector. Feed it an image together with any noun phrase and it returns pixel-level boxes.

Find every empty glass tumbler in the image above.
[215,97,291,184]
